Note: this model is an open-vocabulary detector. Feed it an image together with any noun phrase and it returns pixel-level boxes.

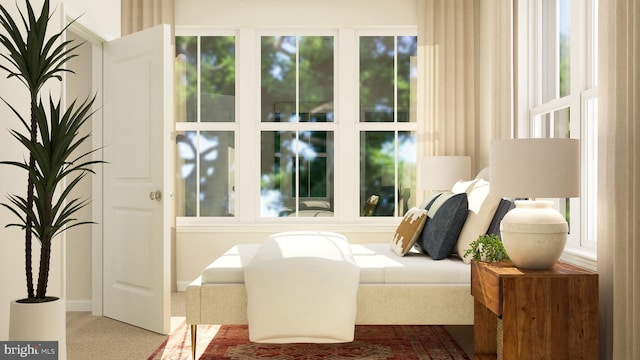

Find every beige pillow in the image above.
[391,207,428,256]
[455,179,502,263]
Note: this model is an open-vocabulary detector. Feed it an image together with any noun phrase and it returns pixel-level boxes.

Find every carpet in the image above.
[148,323,471,360]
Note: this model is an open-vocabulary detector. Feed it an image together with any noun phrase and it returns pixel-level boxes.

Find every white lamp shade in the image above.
[420,156,471,190]
[490,138,580,198]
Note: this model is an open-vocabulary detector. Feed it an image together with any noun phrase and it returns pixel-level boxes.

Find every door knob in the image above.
[149,190,162,201]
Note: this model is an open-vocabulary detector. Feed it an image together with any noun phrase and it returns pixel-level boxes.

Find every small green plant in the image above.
[464,234,510,262]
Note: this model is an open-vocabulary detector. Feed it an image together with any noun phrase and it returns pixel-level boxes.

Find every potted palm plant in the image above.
[0,0,101,356]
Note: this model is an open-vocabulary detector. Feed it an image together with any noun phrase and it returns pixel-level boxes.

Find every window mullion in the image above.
[393,36,399,217]
[295,36,300,216]
[196,37,202,217]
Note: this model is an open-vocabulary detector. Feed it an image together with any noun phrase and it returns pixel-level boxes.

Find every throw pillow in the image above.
[451,179,478,194]
[391,207,428,256]
[485,198,515,239]
[417,192,469,259]
[454,180,502,263]
[418,190,445,210]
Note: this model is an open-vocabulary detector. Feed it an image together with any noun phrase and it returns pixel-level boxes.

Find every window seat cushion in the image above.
[200,242,469,286]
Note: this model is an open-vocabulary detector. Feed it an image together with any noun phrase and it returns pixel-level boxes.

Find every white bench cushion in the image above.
[201,242,469,286]
[351,243,470,284]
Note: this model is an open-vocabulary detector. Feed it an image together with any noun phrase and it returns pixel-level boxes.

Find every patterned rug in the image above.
[147,323,470,360]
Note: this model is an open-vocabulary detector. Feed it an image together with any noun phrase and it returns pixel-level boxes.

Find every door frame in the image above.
[62,5,116,317]
[62,7,109,316]
[63,6,175,320]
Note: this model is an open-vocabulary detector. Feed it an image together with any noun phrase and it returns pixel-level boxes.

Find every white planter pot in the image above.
[9,297,67,360]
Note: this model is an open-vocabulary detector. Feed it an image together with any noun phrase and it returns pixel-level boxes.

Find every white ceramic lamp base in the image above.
[500,200,568,270]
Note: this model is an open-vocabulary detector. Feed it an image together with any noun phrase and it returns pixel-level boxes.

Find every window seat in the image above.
[186,238,475,359]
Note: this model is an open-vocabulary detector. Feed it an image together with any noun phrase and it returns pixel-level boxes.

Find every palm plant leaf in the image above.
[3,95,102,240]
[0,1,79,95]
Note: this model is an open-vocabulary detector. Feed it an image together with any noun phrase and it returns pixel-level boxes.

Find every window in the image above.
[358,36,418,217]
[260,35,335,217]
[175,35,237,217]
[520,0,598,255]
[175,28,418,225]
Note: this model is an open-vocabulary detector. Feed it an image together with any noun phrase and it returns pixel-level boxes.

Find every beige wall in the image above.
[64,31,94,308]
[176,0,418,27]
[64,0,121,41]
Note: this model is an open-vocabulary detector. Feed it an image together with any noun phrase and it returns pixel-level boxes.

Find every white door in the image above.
[102,24,174,335]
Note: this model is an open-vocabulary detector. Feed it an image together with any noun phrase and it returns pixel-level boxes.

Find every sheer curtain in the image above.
[598,0,640,359]
[418,0,478,162]
[121,0,174,36]
[418,0,513,173]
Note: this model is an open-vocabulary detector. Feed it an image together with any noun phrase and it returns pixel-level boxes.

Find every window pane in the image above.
[262,36,296,122]
[262,36,334,123]
[299,36,334,123]
[541,0,570,102]
[532,107,570,138]
[360,36,394,122]
[176,131,235,217]
[298,131,334,215]
[359,36,417,123]
[398,131,417,214]
[360,131,396,216]
[397,36,418,122]
[261,131,334,217]
[175,36,198,123]
[176,131,198,216]
[559,0,570,97]
[199,131,235,216]
[201,36,236,122]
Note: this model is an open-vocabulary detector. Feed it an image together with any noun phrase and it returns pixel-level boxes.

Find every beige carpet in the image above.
[66,293,474,359]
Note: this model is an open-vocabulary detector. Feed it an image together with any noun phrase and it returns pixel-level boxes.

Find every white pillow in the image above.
[451,179,478,194]
[454,179,502,263]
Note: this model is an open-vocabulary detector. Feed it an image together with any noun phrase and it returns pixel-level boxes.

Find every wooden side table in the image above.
[471,261,598,360]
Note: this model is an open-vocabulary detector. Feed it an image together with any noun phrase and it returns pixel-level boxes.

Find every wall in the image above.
[63,0,120,41]
[176,0,418,27]
[64,31,94,310]
[0,0,119,340]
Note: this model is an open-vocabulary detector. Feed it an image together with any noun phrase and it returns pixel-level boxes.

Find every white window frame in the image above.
[175,30,240,225]
[356,29,419,220]
[516,0,598,268]
[257,29,339,222]
[175,26,420,231]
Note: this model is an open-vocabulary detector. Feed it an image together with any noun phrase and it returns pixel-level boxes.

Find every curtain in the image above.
[491,0,514,140]
[598,0,640,359]
[418,0,513,174]
[121,0,175,36]
[418,0,478,161]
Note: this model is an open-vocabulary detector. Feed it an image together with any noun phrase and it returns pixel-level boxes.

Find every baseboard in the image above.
[66,299,92,312]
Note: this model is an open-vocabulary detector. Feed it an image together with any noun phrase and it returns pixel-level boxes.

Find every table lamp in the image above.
[490,138,580,269]
[420,156,471,191]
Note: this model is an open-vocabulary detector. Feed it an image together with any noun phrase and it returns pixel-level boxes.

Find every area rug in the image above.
[147,323,470,360]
